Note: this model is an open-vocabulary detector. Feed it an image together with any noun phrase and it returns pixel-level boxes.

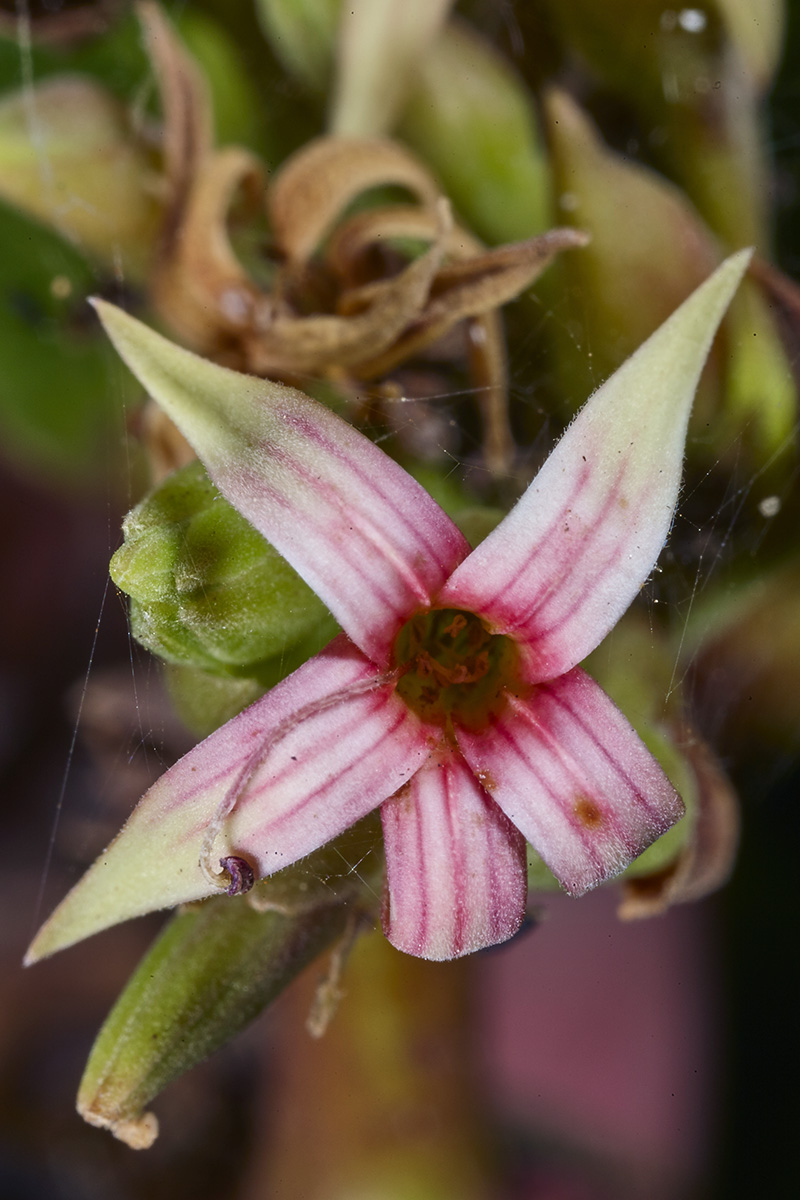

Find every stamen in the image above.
[393,607,521,730]
[219,855,255,896]
[199,665,400,890]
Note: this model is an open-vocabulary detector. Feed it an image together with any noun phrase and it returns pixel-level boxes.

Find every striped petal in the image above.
[26,636,431,962]
[381,751,527,960]
[92,302,469,666]
[456,667,684,897]
[439,251,751,679]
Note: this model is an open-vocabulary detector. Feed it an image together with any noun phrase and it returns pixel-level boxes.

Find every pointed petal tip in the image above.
[89,296,138,350]
[441,245,752,675]
[710,246,753,293]
[550,226,591,249]
[24,912,89,967]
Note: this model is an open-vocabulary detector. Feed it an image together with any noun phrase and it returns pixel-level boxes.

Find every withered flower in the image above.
[140,1,586,476]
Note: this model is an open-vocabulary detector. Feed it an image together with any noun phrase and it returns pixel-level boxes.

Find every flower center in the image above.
[393,608,521,731]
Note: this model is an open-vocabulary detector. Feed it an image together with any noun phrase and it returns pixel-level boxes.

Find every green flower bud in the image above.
[110,461,338,676]
[721,281,796,466]
[542,88,795,466]
[330,0,453,137]
[399,21,552,243]
[689,558,800,753]
[76,815,382,1146]
[0,76,159,276]
[543,88,719,414]
[539,0,778,250]
[76,895,348,1148]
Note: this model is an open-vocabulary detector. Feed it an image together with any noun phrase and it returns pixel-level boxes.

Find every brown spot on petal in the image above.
[574,795,603,828]
[476,769,497,793]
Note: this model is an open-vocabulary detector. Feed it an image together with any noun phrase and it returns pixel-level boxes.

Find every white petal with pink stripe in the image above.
[439,251,753,678]
[456,667,683,896]
[27,637,431,962]
[381,752,527,960]
[93,300,469,667]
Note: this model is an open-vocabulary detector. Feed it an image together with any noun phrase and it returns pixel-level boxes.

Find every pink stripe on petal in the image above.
[456,667,684,897]
[440,254,751,677]
[92,302,470,667]
[439,432,676,679]
[381,752,527,960]
[27,636,431,961]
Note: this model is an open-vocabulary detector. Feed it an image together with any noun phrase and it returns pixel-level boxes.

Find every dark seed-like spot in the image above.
[220,855,256,896]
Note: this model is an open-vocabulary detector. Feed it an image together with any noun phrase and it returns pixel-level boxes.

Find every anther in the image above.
[220,855,256,896]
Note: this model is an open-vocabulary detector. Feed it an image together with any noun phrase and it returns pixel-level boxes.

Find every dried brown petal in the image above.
[138,0,213,243]
[329,208,515,473]
[466,312,514,479]
[267,135,441,264]
[355,228,588,376]
[0,2,116,45]
[426,227,590,324]
[327,203,483,289]
[152,146,266,355]
[246,200,451,374]
[332,214,585,475]
[618,731,740,919]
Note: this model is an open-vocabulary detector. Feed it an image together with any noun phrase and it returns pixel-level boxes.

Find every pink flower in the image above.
[27,251,749,963]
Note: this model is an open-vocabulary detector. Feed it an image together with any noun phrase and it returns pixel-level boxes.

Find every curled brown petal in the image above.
[267,135,441,264]
[0,4,114,45]
[334,222,586,477]
[355,227,589,377]
[138,0,213,244]
[426,227,591,319]
[152,146,266,354]
[246,199,452,374]
[328,204,483,291]
[617,731,740,919]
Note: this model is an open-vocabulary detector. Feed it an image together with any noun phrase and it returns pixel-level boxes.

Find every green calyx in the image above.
[394,608,520,732]
[110,460,338,678]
